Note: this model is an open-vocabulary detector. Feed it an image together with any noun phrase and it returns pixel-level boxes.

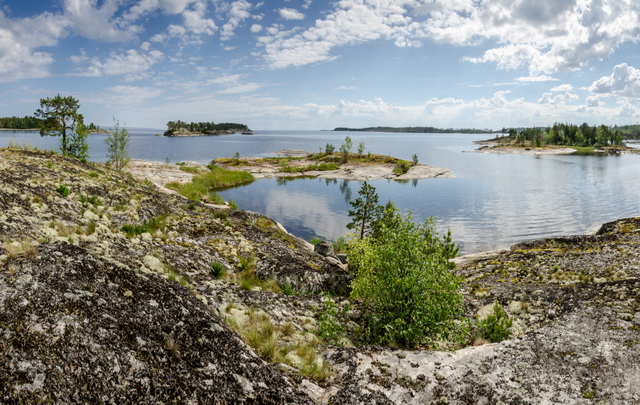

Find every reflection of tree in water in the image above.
[339,179,352,202]
[276,177,297,186]
[276,176,315,186]
[393,179,419,188]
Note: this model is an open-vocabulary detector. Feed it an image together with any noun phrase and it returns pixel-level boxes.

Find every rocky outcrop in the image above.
[2,148,639,404]
[318,218,640,404]
[0,149,348,402]
[1,242,312,403]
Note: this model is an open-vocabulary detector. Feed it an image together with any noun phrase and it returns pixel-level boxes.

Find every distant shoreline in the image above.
[334,126,495,134]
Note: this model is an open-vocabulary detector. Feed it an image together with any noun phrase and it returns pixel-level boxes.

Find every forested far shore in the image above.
[0,116,101,132]
[333,126,494,134]
[0,116,42,129]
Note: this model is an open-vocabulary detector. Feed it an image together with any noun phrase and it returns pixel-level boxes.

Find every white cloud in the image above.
[100,85,163,105]
[261,0,422,68]
[64,0,139,42]
[0,10,68,83]
[551,84,574,92]
[538,92,579,105]
[217,82,262,94]
[515,75,557,83]
[589,63,640,98]
[158,0,195,14]
[79,48,164,80]
[261,0,640,74]
[279,8,304,20]
[221,0,253,41]
[250,24,263,33]
[335,86,357,90]
[586,96,604,107]
[425,0,640,74]
[182,1,216,34]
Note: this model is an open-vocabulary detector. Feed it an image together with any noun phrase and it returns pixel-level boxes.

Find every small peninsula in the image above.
[476,122,640,155]
[163,120,252,136]
[212,149,453,181]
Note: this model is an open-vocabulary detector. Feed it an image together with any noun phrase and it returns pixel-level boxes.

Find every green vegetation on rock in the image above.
[346,183,464,347]
[166,165,253,202]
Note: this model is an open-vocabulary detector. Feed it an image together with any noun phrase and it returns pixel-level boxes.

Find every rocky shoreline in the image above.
[1,148,639,403]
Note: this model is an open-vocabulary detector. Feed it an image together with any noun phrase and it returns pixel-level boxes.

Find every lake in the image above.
[2,129,640,254]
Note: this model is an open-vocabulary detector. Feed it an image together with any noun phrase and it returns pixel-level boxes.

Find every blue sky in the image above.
[1,0,640,130]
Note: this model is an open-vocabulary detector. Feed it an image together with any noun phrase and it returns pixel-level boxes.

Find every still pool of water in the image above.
[2,129,640,253]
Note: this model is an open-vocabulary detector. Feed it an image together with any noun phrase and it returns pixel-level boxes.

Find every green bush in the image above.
[56,184,70,197]
[392,160,412,175]
[477,302,512,342]
[348,206,464,347]
[79,194,101,207]
[317,294,350,346]
[121,215,166,237]
[211,262,226,278]
[309,236,323,245]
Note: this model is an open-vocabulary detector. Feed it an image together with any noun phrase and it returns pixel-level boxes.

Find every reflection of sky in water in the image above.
[222,147,640,254]
[4,130,640,254]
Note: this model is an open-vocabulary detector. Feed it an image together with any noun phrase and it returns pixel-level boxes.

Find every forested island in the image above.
[334,126,494,134]
[164,120,251,136]
[495,123,625,149]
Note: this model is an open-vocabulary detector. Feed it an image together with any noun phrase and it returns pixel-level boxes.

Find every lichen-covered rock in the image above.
[0,242,312,403]
[2,148,640,404]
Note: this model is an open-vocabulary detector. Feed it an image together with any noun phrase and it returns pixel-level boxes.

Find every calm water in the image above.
[3,129,640,254]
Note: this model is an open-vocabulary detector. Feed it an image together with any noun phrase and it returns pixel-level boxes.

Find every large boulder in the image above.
[0,242,312,404]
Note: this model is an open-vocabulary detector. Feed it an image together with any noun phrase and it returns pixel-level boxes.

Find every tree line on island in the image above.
[164,120,250,136]
[499,122,627,148]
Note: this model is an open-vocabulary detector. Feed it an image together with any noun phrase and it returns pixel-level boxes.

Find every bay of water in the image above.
[2,129,640,254]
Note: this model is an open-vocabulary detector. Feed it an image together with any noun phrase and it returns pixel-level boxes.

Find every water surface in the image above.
[3,130,639,253]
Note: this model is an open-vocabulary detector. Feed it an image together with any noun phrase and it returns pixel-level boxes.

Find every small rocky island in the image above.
[1,148,639,403]
[163,120,252,136]
[213,149,453,181]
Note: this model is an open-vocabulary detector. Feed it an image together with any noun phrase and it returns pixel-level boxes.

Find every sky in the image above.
[1,0,640,130]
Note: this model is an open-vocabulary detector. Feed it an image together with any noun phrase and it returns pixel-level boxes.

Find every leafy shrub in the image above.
[477,302,512,342]
[317,294,350,346]
[348,205,464,347]
[392,160,412,175]
[332,236,348,254]
[325,143,335,155]
[309,236,324,245]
